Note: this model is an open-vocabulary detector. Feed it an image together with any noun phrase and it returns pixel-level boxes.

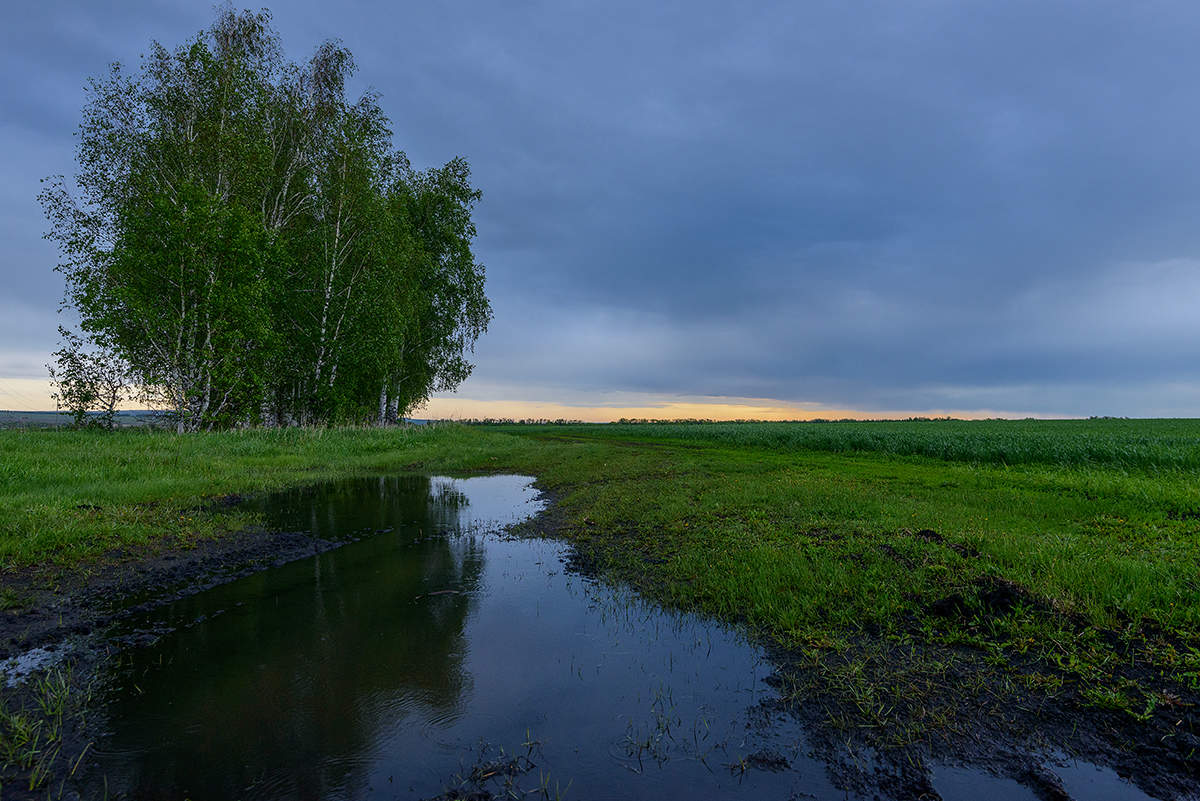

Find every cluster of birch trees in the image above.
[42,9,490,431]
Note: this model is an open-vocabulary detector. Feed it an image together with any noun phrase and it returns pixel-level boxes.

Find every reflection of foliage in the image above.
[431,480,470,510]
[84,475,488,798]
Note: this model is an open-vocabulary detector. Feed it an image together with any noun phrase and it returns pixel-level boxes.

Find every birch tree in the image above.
[42,7,490,430]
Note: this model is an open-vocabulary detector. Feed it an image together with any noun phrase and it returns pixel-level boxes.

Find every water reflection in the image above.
[89,476,518,799]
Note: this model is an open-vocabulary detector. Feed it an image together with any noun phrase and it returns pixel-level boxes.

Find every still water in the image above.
[74,475,1159,800]
[78,475,836,800]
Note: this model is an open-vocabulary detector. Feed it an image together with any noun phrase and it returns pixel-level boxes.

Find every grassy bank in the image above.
[3,420,1199,736]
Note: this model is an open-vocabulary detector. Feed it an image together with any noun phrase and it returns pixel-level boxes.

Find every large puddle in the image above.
[69,475,1159,800]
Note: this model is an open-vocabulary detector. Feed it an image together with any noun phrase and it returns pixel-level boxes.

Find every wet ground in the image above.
[4,475,1180,799]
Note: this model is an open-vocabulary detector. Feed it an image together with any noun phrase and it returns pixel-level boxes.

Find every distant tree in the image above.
[41,7,489,431]
[47,328,132,429]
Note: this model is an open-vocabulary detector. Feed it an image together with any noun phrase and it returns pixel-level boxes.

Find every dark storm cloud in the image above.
[4,0,1200,414]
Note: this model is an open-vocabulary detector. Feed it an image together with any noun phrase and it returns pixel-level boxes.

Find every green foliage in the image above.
[40,8,490,431]
[46,327,132,429]
[0,665,78,791]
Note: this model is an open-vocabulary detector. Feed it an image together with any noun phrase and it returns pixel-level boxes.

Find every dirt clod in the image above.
[1019,764,1071,801]
[928,592,970,618]
[745,748,790,772]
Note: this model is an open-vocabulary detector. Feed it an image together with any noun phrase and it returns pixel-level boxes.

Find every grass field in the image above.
[2,420,1199,735]
[512,417,1200,470]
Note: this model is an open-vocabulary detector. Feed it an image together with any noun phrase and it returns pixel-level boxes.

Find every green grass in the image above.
[508,417,1200,471]
[3,419,1200,735]
[0,425,534,568]
[0,664,84,792]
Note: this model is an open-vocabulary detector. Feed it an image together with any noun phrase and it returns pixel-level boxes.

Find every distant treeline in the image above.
[467,416,999,426]
[43,9,489,432]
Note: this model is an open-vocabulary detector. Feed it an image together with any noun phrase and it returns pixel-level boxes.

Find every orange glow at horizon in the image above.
[0,377,1041,421]
[413,396,1037,422]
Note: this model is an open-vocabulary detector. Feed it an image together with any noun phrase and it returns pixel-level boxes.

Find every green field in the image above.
[3,419,1199,735]
[520,417,1200,470]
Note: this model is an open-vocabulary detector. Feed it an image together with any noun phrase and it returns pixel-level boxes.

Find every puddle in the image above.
[930,765,1040,801]
[1052,754,1159,801]
[930,758,1162,801]
[74,475,843,800]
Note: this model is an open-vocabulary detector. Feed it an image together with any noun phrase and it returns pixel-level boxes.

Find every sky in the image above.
[3,0,1200,419]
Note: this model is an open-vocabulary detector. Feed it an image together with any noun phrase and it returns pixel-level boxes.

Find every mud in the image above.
[761,608,1200,800]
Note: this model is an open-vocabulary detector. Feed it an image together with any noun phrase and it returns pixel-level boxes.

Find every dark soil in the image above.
[759,590,1200,801]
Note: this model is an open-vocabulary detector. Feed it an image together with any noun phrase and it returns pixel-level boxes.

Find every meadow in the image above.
[2,419,1198,745]
[513,417,1200,471]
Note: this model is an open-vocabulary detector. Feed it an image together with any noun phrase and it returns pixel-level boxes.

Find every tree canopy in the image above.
[42,8,490,431]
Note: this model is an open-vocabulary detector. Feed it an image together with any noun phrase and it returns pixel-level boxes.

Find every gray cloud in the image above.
[4,0,1200,415]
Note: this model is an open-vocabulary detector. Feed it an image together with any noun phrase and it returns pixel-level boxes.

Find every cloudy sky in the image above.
[3,0,1200,418]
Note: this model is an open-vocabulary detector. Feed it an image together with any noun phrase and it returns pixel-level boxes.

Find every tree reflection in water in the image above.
[88,476,492,800]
